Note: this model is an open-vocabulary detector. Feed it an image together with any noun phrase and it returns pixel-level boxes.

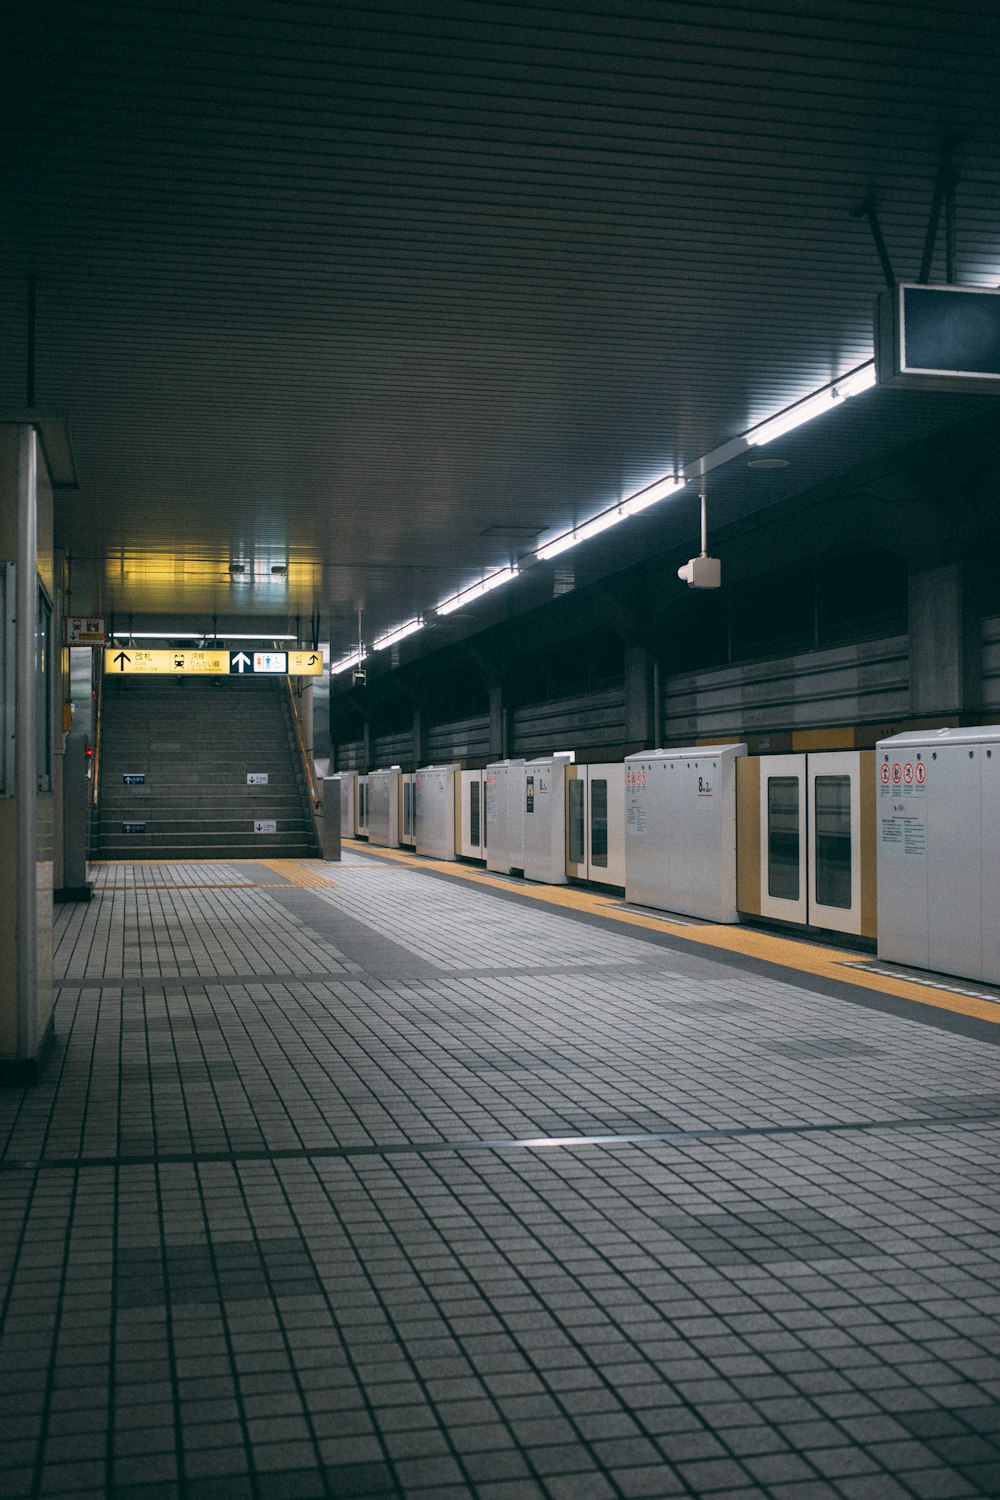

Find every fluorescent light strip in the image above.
[436,565,516,617]
[335,362,877,670]
[111,631,299,641]
[536,473,686,562]
[746,362,876,446]
[372,618,423,651]
[331,649,367,675]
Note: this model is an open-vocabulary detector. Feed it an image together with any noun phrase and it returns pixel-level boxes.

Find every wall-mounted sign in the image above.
[253,820,277,833]
[247,773,269,785]
[64,616,107,646]
[122,822,146,834]
[122,773,146,785]
[106,649,323,676]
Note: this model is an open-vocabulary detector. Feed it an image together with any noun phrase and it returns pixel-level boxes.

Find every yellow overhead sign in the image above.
[105,648,324,676]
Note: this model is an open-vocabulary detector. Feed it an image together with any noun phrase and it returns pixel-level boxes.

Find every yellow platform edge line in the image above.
[348,841,1000,1027]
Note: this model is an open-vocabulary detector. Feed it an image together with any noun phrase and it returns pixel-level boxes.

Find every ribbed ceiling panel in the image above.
[2,1,999,642]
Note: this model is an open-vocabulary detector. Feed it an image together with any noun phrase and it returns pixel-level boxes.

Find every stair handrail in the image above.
[285,675,319,808]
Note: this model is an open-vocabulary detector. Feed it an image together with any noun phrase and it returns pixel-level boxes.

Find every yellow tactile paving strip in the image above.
[342,840,1000,1027]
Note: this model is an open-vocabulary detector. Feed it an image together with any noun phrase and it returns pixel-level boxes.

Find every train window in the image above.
[469,781,480,847]
[814,775,852,909]
[568,779,585,863]
[767,777,800,900]
[590,779,608,867]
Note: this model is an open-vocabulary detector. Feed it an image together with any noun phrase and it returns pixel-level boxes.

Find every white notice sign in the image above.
[253,820,277,833]
[247,773,269,785]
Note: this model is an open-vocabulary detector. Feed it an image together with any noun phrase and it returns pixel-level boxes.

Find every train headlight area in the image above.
[327,726,1000,1017]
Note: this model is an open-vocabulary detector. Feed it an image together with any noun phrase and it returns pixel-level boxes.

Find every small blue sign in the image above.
[123,773,146,785]
[122,822,146,834]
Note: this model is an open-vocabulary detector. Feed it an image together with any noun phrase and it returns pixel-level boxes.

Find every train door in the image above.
[757,752,868,936]
[566,764,626,887]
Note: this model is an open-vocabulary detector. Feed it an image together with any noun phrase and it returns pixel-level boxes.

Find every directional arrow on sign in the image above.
[114,651,131,670]
[307,654,319,666]
[232,651,251,673]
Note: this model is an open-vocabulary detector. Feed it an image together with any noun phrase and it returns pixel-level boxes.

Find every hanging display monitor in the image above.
[876,283,1000,391]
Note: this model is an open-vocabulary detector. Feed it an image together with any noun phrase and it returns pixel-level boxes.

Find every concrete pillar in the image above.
[412,703,428,767]
[488,682,507,760]
[0,424,56,1081]
[624,644,659,751]
[908,557,977,719]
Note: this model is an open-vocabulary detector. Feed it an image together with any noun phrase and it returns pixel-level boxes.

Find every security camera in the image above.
[352,668,367,687]
[678,554,721,588]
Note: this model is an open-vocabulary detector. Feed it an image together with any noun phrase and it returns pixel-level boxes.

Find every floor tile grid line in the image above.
[444,1145,834,1491]
[663,1129,1000,1326]
[268,1155,514,1500]
[199,979,391,1155]
[151,1160,209,1499]
[232,1156,414,1499]
[166,1158,275,1500]
[23,1165,84,1500]
[206,1155,380,1500]
[238,975,475,1150]
[462,1139,992,1492]
[303,1149,690,1500]
[10,1108,1000,1179]
[2,988,103,1168]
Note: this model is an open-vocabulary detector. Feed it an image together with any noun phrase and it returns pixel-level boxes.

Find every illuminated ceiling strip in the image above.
[435,565,517,617]
[331,649,366,675]
[745,362,877,446]
[372,618,423,651]
[112,631,299,641]
[337,361,877,671]
[535,473,687,562]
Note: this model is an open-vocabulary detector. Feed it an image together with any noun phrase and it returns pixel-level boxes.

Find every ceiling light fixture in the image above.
[535,472,686,563]
[331,649,367,675]
[436,565,516,617]
[111,631,298,642]
[745,362,876,447]
[372,618,423,651]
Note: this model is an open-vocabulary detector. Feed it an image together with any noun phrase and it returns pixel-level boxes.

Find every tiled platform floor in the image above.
[2,853,1000,1499]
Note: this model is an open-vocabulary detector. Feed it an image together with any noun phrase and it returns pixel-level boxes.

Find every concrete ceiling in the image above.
[3,1,1000,657]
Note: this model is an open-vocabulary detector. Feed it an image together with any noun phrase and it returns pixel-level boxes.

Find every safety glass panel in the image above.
[814,775,852,909]
[767,776,800,900]
[590,778,608,867]
[403,781,412,835]
[358,783,366,824]
[469,781,480,847]
[568,778,585,863]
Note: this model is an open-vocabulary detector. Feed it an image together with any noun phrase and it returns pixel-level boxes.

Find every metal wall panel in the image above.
[366,768,400,849]
[522,758,569,886]
[625,745,744,922]
[414,764,458,861]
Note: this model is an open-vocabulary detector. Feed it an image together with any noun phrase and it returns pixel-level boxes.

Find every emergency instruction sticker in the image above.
[625,764,648,836]
[878,760,927,859]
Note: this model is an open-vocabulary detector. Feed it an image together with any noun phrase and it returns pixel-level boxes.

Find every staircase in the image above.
[92,676,319,859]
